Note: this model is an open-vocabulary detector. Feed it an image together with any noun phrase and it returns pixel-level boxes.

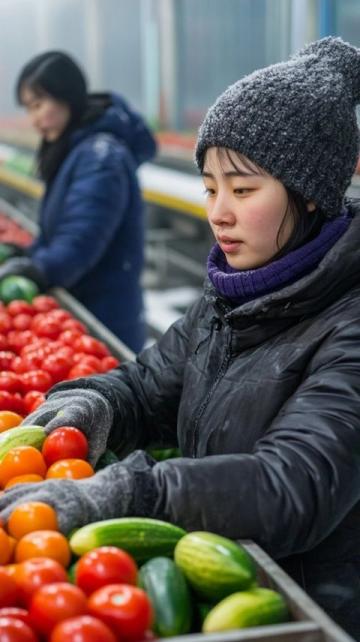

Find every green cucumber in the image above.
[69,517,186,561]
[95,449,119,470]
[0,275,39,303]
[138,556,192,637]
[203,588,289,632]
[174,531,256,601]
[0,425,46,462]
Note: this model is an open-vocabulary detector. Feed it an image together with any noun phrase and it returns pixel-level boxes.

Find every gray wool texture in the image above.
[195,37,360,216]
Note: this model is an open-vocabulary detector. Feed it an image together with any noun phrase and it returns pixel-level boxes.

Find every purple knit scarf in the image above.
[207,211,352,304]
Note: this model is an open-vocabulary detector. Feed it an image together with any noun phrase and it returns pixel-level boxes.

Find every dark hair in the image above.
[202,147,326,260]
[16,51,88,182]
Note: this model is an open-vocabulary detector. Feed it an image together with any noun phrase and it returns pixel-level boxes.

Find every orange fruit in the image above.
[46,458,94,480]
[0,446,47,488]
[7,502,58,540]
[4,474,44,489]
[0,526,13,564]
[3,562,19,579]
[15,530,71,567]
[7,535,17,562]
[0,411,23,433]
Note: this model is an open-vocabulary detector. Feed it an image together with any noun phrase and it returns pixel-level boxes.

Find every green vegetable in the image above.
[0,243,16,265]
[0,425,46,462]
[69,517,186,561]
[95,449,119,470]
[0,275,39,303]
[139,556,192,637]
[203,587,288,632]
[174,531,256,601]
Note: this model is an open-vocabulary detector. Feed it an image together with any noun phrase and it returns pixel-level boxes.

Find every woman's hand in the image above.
[23,389,114,465]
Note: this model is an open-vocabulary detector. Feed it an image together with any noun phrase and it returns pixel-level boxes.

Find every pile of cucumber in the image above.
[69,520,289,637]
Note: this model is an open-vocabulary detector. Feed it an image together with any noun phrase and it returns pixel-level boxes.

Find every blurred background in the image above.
[0,0,359,163]
[0,0,359,341]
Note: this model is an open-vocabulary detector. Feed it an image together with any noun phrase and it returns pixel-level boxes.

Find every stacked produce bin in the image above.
[0,197,354,642]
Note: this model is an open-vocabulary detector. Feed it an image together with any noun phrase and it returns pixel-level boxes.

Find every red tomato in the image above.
[53,346,73,362]
[101,356,120,372]
[0,313,12,334]
[7,332,35,354]
[0,371,23,393]
[0,334,8,350]
[58,329,83,346]
[88,584,153,640]
[47,310,72,323]
[0,351,16,370]
[73,336,110,359]
[15,558,67,606]
[67,364,97,380]
[50,615,116,642]
[0,391,25,414]
[30,317,62,341]
[23,391,46,414]
[41,354,71,383]
[29,583,88,636]
[75,547,137,596]
[62,319,87,334]
[0,567,19,607]
[12,354,44,374]
[12,315,33,331]
[0,617,38,642]
[31,296,59,313]
[21,371,53,394]
[72,354,102,371]
[7,301,36,317]
[0,608,32,628]
[42,427,89,466]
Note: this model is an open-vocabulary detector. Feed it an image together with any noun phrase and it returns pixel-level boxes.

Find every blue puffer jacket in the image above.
[29,93,157,352]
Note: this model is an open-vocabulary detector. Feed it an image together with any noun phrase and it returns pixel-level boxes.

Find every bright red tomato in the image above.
[31,296,59,313]
[7,331,35,354]
[0,617,38,642]
[62,319,87,334]
[50,615,116,642]
[58,329,83,346]
[0,608,32,628]
[0,371,23,393]
[41,354,71,383]
[15,558,67,606]
[75,547,137,596]
[0,313,12,333]
[12,315,33,331]
[0,351,16,370]
[7,301,36,317]
[101,356,120,372]
[67,364,97,380]
[12,354,44,374]
[73,336,110,359]
[30,317,62,341]
[0,567,19,607]
[47,310,72,323]
[42,427,89,466]
[0,391,25,414]
[0,334,8,350]
[72,354,102,371]
[29,583,88,636]
[88,584,153,640]
[23,391,46,414]
[21,371,53,394]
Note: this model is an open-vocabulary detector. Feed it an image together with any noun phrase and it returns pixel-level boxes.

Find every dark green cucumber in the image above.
[174,531,257,601]
[138,556,192,637]
[69,517,186,561]
[203,588,289,632]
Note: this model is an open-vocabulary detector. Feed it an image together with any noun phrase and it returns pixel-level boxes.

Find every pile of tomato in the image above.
[0,505,154,641]
[0,295,119,415]
[0,212,32,247]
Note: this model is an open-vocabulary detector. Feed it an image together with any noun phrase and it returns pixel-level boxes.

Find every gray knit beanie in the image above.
[195,37,360,216]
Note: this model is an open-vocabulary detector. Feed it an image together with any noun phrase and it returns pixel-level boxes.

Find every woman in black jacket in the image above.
[1,37,360,637]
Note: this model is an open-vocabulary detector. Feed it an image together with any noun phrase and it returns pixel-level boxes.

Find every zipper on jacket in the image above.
[191,326,231,457]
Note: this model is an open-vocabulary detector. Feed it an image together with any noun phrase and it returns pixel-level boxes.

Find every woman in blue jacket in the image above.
[0,51,157,352]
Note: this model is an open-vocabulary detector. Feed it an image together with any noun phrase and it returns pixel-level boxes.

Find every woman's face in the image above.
[20,86,71,141]
[202,147,293,270]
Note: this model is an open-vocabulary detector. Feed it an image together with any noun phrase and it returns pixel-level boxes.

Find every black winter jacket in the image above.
[63,202,360,638]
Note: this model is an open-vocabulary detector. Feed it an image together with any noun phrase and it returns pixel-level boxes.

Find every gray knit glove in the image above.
[23,389,114,465]
[0,257,47,288]
[0,451,158,534]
